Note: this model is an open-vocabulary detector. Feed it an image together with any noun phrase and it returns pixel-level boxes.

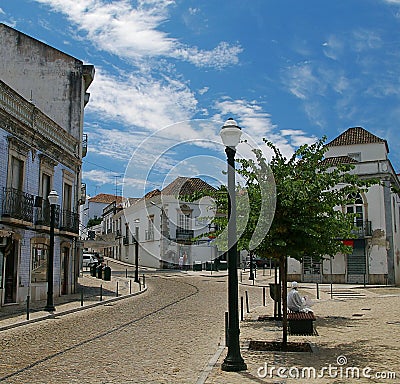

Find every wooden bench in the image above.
[287,311,316,335]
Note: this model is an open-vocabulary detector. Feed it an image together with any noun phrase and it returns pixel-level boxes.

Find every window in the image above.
[348,152,361,162]
[31,243,49,283]
[178,205,191,230]
[146,215,154,240]
[346,192,364,227]
[7,136,29,191]
[10,157,24,191]
[63,183,72,212]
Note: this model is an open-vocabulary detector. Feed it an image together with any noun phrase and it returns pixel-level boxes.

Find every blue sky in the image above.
[2,0,400,198]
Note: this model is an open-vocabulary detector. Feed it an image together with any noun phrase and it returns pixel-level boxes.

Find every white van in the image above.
[82,253,99,268]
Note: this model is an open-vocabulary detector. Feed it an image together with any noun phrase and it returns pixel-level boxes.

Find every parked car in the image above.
[82,253,99,268]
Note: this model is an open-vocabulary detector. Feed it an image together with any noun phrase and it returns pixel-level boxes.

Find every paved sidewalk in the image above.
[203,271,400,383]
[0,271,146,332]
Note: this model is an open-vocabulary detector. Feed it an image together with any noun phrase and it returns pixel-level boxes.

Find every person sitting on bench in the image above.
[287,281,313,313]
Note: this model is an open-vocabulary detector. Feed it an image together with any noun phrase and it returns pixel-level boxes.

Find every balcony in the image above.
[176,228,194,241]
[351,220,372,238]
[1,188,34,223]
[82,134,88,157]
[34,198,60,228]
[60,210,79,233]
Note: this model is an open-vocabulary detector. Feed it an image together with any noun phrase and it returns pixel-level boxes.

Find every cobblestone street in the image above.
[0,266,263,384]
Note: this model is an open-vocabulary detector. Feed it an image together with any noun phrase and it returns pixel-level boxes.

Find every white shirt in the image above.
[287,288,305,312]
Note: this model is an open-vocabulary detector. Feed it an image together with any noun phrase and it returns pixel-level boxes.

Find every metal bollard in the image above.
[143,274,146,288]
[100,284,103,301]
[116,281,119,297]
[130,279,132,294]
[139,280,142,291]
[81,289,84,306]
[26,295,30,320]
[240,296,244,321]
[316,283,320,300]
[263,287,266,306]
[245,290,250,313]
[126,268,128,278]
[225,311,229,347]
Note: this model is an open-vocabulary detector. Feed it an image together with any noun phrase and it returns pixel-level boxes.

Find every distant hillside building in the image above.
[287,127,400,285]
[0,24,94,304]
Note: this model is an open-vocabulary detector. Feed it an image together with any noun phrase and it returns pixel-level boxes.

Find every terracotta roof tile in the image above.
[161,177,216,197]
[327,127,388,151]
[320,155,358,167]
[89,193,124,204]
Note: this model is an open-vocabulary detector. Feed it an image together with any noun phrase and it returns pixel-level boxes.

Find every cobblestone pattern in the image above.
[0,271,263,383]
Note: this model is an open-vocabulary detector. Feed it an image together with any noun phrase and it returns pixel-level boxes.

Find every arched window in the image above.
[346,192,364,227]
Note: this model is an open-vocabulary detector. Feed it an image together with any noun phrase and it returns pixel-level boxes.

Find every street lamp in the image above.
[249,251,255,281]
[133,220,140,283]
[45,190,59,312]
[220,118,247,372]
[150,201,166,266]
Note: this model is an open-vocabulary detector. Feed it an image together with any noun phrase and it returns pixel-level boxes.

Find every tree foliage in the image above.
[236,136,375,261]
[87,216,102,228]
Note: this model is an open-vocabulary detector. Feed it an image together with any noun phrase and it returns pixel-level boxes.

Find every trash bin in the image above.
[193,261,202,271]
[269,283,281,302]
[219,261,228,270]
[90,264,97,277]
[103,266,111,281]
[96,264,103,279]
[205,261,216,271]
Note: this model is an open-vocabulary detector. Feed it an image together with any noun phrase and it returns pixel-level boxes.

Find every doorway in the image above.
[4,238,18,304]
[60,247,69,295]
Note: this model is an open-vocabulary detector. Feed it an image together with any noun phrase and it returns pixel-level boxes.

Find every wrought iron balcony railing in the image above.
[34,198,60,228]
[2,187,34,222]
[351,220,372,238]
[175,228,194,241]
[82,134,88,157]
[60,210,79,233]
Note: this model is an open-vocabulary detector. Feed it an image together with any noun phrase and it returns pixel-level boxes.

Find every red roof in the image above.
[89,194,124,204]
[327,127,389,152]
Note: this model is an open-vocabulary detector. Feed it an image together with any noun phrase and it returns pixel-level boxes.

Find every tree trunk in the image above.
[281,255,288,346]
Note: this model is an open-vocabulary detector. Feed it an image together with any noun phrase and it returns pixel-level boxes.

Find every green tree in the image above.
[236,137,375,345]
[87,216,102,228]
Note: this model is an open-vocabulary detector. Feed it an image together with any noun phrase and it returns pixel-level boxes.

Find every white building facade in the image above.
[287,127,400,285]
[0,24,94,304]
[117,178,219,269]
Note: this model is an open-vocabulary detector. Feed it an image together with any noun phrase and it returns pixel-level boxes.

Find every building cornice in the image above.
[0,80,81,169]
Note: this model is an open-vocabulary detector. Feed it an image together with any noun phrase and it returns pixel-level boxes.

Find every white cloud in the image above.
[87,67,197,132]
[82,169,120,185]
[322,35,344,60]
[34,0,241,68]
[198,87,209,95]
[286,62,326,100]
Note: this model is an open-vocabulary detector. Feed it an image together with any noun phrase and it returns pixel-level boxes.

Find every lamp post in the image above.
[134,223,140,283]
[220,118,247,372]
[150,201,166,267]
[45,190,59,312]
[249,251,255,281]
